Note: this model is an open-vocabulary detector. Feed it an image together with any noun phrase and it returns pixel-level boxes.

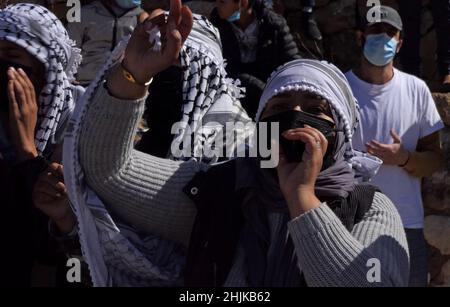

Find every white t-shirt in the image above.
[345,69,444,229]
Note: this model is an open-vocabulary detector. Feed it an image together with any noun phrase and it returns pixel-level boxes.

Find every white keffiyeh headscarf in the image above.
[0,3,82,154]
[256,59,383,182]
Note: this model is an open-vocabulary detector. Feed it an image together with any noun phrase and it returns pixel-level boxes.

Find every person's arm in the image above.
[275,14,301,63]
[288,192,409,287]
[32,162,92,286]
[33,162,76,234]
[79,83,202,245]
[277,125,408,287]
[400,82,446,177]
[402,131,444,177]
[79,0,199,246]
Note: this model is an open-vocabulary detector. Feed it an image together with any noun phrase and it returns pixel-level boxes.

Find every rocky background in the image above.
[1,0,449,286]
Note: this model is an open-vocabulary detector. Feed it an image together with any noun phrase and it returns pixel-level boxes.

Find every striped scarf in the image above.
[0,3,81,154]
[170,14,248,163]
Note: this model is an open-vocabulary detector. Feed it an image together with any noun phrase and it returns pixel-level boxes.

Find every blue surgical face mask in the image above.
[115,0,141,9]
[227,9,241,22]
[363,33,399,67]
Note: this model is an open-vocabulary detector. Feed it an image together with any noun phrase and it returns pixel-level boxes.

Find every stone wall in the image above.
[424,94,450,287]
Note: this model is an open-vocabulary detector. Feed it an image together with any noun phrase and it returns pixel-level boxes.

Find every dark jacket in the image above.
[0,156,67,287]
[210,0,300,83]
[136,66,184,158]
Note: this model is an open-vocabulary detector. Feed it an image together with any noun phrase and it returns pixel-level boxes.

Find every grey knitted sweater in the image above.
[79,85,410,287]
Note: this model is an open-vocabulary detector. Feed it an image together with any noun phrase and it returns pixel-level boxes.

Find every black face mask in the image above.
[259,110,337,168]
[0,59,34,114]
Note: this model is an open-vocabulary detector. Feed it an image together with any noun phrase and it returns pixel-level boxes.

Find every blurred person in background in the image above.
[397,0,450,88]
[210,0,300,119]
[66,0,142,86]
[346,6,444,287]
[0,3,83,287]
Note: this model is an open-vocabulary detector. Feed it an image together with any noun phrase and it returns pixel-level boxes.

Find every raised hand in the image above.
[277,125,327,218]
[7,67,38,162]
[107,0,193,100]
[122,0,193,84]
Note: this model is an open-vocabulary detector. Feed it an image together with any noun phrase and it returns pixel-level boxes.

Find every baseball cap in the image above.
[366,5,403,31]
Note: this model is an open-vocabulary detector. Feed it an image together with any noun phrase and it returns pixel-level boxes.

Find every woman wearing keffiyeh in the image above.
[69,0,409,287]
[61,4,251,286]
[0,3,83,286]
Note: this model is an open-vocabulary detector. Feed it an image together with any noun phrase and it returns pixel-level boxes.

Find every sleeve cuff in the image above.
[101,80,148,105]
[48,220,78,241]
[287,203,340,237]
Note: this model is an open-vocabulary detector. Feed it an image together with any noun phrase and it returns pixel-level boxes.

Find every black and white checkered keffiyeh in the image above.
[0,3,81,154]
[170,14,248,162]
[64,14,250,286]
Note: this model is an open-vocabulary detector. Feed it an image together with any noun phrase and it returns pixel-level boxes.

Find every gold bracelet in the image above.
[120,61,153,87]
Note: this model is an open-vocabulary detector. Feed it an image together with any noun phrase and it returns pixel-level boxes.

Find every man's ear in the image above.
[396,39,403,54]
[356,30,364,48]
